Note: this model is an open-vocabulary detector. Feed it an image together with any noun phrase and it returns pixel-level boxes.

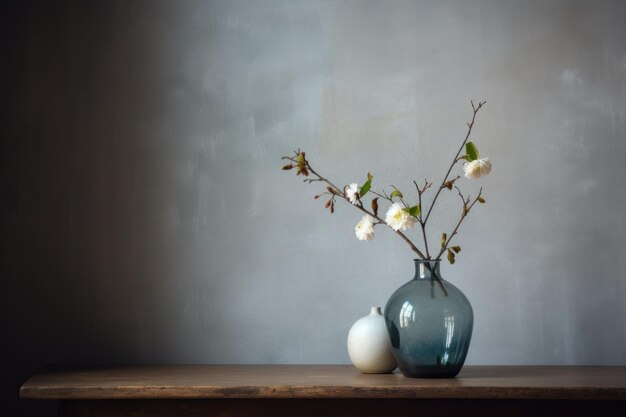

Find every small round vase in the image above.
[384,260,473,378]
[347,306,397,374]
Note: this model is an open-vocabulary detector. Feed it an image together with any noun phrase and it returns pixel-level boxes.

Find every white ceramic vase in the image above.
[347,306,397,374]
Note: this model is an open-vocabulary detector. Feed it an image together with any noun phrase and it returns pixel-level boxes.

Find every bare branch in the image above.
[303,178,324,184]
[369,190,393,202]
[416,183,430,258]
[436,187,483,259]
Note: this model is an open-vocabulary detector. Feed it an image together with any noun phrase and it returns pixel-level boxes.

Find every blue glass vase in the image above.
[384,260,473,378]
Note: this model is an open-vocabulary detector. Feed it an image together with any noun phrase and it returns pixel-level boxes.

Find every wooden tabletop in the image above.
[20,365,626,401]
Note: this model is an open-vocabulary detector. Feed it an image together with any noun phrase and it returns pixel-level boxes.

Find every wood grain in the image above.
[19,365,626,400]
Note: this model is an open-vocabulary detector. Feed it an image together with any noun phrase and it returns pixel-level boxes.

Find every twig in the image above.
[369,190,393,202]
[414,180,431,258]
[436,187,483,259]
[423,101,485,226]
[303,178,324,184]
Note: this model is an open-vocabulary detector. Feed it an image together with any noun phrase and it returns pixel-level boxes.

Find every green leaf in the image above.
[441,233,447,248]
[359,173,373,197]
[466,142,479,162]
[451,245,461,253]
[477,196,486,203]
[402,204,420,218]
[390,189,403,198]
[360,181,371,197]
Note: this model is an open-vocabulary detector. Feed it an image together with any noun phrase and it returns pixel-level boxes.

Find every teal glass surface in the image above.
[384,260,474,378]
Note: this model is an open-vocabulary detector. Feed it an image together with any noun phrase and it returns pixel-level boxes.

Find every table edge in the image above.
[20,365,626,401]
[20,385,626,401]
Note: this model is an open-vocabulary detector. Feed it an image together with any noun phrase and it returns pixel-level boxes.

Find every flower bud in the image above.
[447,249,456,264]
[371,198,379,216]
[296,152,309,176]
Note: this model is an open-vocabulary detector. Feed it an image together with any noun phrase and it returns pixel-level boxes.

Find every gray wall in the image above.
[2,0,626,415]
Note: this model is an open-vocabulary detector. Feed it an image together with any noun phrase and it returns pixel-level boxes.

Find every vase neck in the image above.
[413,260,441,280]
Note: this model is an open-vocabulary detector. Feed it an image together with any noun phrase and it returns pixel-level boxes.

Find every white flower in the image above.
[355,215,375,241]
[463,158,492,179]
[385,203,417,232]
[345,183,359,204]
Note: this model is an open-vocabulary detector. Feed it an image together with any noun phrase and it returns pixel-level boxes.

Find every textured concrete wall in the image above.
[2,0,626,415]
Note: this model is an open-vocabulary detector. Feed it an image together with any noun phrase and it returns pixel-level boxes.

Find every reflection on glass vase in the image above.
[384,259,473,378]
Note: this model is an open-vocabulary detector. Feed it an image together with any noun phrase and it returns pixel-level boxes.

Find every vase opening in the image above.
[413,259,441,280]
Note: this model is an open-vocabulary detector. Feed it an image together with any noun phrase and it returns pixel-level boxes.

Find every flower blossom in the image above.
[344,183,359,204]
[463,158,492,179]
[385,203,417,232]
[355,215,375,241]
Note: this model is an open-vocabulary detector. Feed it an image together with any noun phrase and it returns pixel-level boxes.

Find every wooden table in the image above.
[20,365,626,416]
